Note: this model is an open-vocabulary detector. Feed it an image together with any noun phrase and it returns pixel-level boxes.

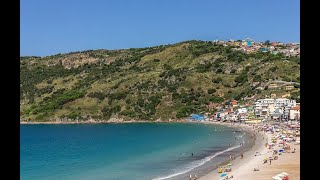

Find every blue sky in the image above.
[21,0,300,56]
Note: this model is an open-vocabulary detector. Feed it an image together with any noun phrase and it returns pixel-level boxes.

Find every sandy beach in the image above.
[199,122,300,180]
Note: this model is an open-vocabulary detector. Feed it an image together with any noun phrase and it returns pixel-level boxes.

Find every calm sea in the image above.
[20,123,249,180]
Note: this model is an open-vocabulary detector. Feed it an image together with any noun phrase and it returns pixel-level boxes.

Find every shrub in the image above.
[253,75,262,82]
[212,77,223,83]
[216,68,223,73]
[88,92,106,101]
[207,88,216,94]
[235,73,248,84]
[209,96,224,103]
[269,66,278,72]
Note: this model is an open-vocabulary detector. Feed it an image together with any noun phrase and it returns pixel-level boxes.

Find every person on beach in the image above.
[241,154,243,159]
[192,153,193,157]
[189,175,192,180]
[269,159,272,165]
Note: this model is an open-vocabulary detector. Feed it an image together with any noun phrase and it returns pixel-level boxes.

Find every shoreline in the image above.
[20,119,188,124]
[20,119,189,124]
[199,122,300,180]
[170,122,257,180]
[198,122,263,180]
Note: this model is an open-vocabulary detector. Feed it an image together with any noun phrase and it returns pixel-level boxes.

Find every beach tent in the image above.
[272,176,282,180]
[220,173,227,177]
[279,149,284,153]
[273,172,289,180]
[190,114,205,121]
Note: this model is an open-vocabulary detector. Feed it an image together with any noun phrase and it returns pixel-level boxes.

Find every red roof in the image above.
[231,100,238,105]
[226,109,233,113]
[291,106,300,111]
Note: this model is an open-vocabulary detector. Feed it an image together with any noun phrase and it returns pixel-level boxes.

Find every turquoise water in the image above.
[20,123,245,180]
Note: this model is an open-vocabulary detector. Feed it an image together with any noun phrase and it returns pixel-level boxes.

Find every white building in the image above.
[254,98,296,120]
[236,107,248,114]
[289,106,300,120]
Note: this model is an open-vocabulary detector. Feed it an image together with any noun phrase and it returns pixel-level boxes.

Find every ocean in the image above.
[20,123,253,180]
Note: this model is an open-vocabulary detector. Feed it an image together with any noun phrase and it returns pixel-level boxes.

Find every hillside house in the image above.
[238,113,248,122]
[282,93,291,98]
[231,100,238,107]
[251,82,260,87]
[285,85,295,90]
[289,106,300,121]
[269,83,279,89]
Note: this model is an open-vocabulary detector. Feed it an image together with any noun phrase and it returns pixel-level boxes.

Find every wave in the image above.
[237,132,246,145]
[236,132,246,138]
[152,144,241,180]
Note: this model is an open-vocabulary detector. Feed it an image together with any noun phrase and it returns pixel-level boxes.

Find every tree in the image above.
[207,88,216,94]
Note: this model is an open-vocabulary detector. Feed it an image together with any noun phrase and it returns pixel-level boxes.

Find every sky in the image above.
[21,0,300,56]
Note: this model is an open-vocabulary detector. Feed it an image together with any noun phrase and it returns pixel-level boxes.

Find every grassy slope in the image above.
[20,40,300,121]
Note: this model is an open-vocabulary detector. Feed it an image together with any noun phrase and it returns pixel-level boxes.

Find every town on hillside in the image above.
[188,96,300,124]
[212,38,300,57]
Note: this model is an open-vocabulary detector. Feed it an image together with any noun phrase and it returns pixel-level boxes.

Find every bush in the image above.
[88,92,106,101]
[223,83,230,87]
[176,106,194,118]
[269,66,278,72]
[209,96,224,103]
[253,75,262,82]
[235,73,248,84]
[207,88,216,94]
[216,68,223,73]
[212,77,223,83]
[282,76,291,82]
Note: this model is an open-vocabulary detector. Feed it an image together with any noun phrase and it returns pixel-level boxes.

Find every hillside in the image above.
[20,40,300,122]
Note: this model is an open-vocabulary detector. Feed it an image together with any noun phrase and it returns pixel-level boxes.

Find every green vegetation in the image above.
[20,40,300,121]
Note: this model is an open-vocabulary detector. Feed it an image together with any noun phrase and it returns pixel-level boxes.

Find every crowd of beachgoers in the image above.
[193,120,300,180]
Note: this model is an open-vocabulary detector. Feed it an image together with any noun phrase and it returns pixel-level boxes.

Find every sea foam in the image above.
[153,144,241,180]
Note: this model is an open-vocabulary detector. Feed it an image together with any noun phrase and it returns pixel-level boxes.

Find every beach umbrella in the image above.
[220,173,227,177]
